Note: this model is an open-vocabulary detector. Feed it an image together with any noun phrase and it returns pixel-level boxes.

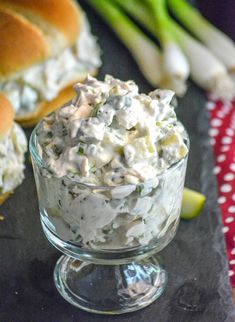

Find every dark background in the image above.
[197,0,235,42]
[0,1,235,321]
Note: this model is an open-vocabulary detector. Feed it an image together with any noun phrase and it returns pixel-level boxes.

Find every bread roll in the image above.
[0,93,27,204]
[0,0,80,79]
[0,93,15,137]
[15,71,95,127]
[0,0,101,126]
[0,94,14,205]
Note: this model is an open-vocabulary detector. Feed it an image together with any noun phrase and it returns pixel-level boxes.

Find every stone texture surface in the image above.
[0,1,235,321]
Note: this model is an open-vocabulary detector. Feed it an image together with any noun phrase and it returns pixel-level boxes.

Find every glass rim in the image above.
[29,119,190,190]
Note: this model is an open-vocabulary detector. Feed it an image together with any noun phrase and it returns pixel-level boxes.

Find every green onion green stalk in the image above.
[145,0,190,96]
[168,0,235,73]
[88,0,163,87]
[113,0,234,100]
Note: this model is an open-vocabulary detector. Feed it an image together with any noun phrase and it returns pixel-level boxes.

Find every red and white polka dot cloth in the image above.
[207,99,235,286]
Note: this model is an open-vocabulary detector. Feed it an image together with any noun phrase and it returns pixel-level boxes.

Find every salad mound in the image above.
[37,75,188,186]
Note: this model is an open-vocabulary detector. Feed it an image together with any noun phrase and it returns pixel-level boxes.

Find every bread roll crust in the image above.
[0,93,15,136]
[0,0,80,44]
[0,0,81,68]
[0,1,99,125]
[0,9,49,80]
[0,191,12,205]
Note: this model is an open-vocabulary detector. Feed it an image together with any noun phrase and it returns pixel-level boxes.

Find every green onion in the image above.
[113,0,189,96]
[78,146,84,155]
[168,0,235,73]
[146,0,235,100]
[112,0,154,32]
[115,0,234,100]
[88,0,163,87]
[145,0,190,96]
[90,164,96,173]
[78,143,86,155]
[167,18,235,100]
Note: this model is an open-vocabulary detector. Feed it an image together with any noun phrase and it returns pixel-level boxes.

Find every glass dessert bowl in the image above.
[30,75,189,314]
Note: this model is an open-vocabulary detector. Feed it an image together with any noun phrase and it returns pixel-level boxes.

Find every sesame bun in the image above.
[0,93,15,137]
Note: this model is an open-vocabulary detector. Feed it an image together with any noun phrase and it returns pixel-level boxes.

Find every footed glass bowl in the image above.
[30,126,188,314]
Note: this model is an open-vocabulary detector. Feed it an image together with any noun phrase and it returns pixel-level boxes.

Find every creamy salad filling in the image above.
[37,75,188,185]
[34,75,188,249]
[0,15,101,116]
[0,123,27,194]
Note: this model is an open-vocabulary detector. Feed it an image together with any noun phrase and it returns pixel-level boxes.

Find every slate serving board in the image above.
[0,2,235,321]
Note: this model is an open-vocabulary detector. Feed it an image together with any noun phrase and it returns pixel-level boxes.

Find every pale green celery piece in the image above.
[168,0,235,72]
[181,188,206,219]
[50,206,61,217]
[145,135,155,153]
[116,0,234,100]
[88,0,163,87]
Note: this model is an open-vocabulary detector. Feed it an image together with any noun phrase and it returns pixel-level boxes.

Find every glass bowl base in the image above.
[54,255,167,315]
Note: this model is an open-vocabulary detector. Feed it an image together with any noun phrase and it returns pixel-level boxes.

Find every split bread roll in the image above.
[0,93,27,204]
[0,0,101,127]
[16,78,89,127]
[0,93,15,136]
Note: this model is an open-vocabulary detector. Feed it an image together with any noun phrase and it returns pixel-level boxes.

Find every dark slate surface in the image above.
[0,2,235,321]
